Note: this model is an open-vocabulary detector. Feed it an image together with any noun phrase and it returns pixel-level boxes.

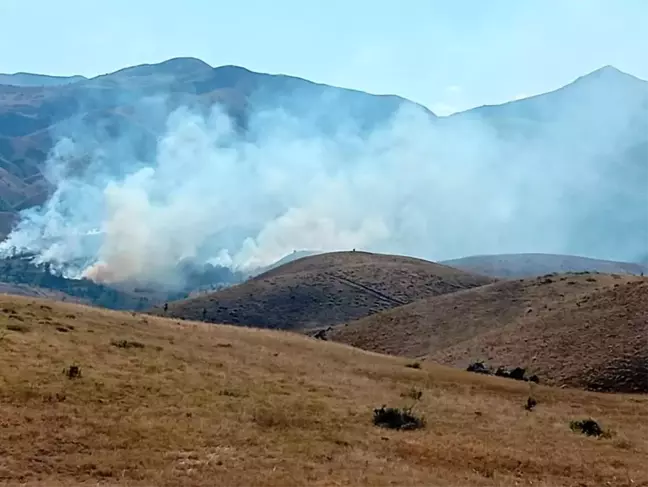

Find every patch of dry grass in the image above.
[0,295,647,486]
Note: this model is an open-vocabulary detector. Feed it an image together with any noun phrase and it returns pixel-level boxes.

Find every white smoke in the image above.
[0,80,646,287]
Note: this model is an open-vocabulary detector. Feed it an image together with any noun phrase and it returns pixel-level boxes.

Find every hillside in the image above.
[1,295,647,486]
[153,251,494,329]
[432,279,648,393]
[0,73,86,87]
[441,253,647,278]
[331,273,648,392]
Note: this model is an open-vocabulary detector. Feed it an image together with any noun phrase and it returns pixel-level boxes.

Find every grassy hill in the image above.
[153,251,494,329]
[0,295,646,486]
[331,273,648,392]
[441,253,647,278]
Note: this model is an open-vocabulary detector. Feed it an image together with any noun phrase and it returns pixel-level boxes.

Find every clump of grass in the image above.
[570,419,607,437]
[111,339,145,349]
[373,406,425,430]
[405,362,421,369]
[374,388,425,431]
[524,397,537,411]
[64,365,82,379]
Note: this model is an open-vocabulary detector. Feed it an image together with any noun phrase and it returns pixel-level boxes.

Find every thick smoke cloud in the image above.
[0,80,645,289]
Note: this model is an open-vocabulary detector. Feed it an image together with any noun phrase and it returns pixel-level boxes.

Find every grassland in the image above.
[0,295,647,486]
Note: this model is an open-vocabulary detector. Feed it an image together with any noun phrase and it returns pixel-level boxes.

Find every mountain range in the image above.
[0,57,431,238]
[0,58,646,264]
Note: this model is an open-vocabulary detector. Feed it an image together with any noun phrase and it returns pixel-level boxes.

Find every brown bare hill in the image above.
[433,279,648,393]
[441,253,647,278]
[331,273,648,392]
[1,295,647,486]
[154,251,493,329]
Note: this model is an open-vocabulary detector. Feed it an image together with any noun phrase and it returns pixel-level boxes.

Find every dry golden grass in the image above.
[331,273,648,392]
[155,251,493,330]
[1,295,647,486]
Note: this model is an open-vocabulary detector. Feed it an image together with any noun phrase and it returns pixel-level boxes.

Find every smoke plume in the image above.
[0,76,645,289]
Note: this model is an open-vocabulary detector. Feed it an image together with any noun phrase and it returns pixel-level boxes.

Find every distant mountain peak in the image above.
[572,64,645,85]
[105,57,213,78]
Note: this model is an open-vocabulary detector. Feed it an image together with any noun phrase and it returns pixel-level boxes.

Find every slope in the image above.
[331,273,648,392]
[1,295,647,486]
[432,279,648,393]
[441,253,647,278]
[154,251,494,329]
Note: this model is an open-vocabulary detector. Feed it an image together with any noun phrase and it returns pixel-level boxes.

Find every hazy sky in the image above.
[1,0,646,114]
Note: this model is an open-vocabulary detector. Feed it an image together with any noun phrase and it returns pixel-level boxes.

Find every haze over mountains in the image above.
[0,58,646,291]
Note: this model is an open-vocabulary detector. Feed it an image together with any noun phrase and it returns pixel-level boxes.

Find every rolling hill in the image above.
[441,253,647,278]
[1,294,647,486]
[152,251,494,329]
[330,273,648,392]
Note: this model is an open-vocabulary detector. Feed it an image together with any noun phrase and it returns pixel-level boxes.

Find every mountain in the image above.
[151,251,493,329]
[441,253,647,278]
[0,73,86,87]
[443,66,648,264]
[0,57,433,219]
[330,273,648,392]
[2,294,647,486]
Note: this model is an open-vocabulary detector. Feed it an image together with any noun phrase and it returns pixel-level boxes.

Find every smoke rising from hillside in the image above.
[0,84,646,288]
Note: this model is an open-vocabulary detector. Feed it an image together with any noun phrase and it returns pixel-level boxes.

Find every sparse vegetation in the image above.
[467,362,539,383]
[0,294,647,486]
[111,339,145,349]
[333,275,648,392]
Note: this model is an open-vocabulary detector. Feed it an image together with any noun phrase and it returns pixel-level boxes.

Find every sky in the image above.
[0,0,646,114]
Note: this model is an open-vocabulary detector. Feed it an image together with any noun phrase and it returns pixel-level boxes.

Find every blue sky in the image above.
[1,0,646,114]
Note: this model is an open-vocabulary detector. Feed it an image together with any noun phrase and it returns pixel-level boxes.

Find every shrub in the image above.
[373,406,425,430]
[467,361,491,374]
[65,365,82,379]
[111,339,145,349]
[524,397,537,411]
[570,419,604,437]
